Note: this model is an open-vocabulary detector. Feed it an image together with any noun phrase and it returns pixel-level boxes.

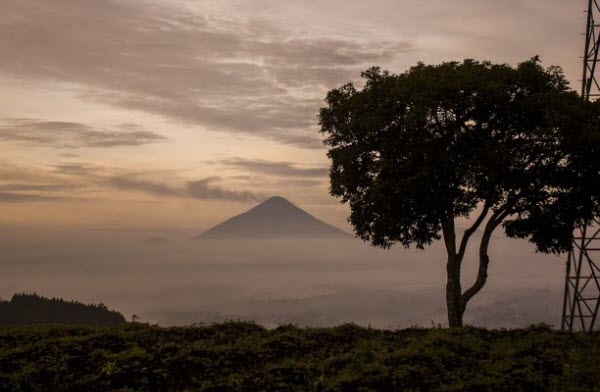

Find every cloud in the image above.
[0,183,77,203]
[186,177,259,202]
[107,175,261,202]
[273,179,324,188]
[0,192,65,203]
[49,161,265,202]
[0,119,167,148]
[0,161,263,204]
[144,236,168,243]
[50,163,101,176]
[218,158,328,177]
[0,184,73,192]
[0,165,85,203]
[0,0,412,149]
[107,177,182,197]
[266,130,324,150]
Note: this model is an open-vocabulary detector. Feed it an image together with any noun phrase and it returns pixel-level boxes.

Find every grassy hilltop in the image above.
[1,322,599,391]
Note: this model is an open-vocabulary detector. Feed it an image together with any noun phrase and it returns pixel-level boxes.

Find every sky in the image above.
[0,0,585,233]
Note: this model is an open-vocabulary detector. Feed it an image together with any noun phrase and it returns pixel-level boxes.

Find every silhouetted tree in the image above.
[319,58,600,327]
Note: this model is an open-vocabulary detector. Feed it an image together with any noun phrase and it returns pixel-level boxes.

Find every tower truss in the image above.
[561,0,600,332]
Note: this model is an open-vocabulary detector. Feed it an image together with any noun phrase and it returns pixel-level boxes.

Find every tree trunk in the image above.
[446,255,464,327]
[443,205,502,328]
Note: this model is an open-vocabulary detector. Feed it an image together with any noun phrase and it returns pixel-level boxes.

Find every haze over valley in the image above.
[0,197,564,328]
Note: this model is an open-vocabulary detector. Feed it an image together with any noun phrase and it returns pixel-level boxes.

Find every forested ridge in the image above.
[0,293,125,327]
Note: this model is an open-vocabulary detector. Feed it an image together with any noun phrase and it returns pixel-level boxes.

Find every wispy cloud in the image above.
[0,184,71,192]
[0,119,167,148]
[50,163,102,176]
[186,177,260,202]
[0,160,263,203]
[0,183,78,203]
[0,192,66,203]
[0,159,265,204]
[0,0,412,149]
[0,166,85,203]
[106,177,182,198]
[218,158,328,178]
[107,175,262,202]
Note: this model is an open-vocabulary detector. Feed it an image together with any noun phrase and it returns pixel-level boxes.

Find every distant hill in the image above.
[198,196,350,239]
[0,293,126,326]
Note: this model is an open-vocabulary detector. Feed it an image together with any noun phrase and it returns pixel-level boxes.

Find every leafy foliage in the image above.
[0,322,599,391]
[319,58,600,253]
[0,293,125,327]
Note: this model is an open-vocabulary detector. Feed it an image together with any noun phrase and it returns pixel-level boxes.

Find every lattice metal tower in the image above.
[560,0,600,332]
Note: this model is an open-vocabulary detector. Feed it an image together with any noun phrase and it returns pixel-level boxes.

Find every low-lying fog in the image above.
[0,227,565,328]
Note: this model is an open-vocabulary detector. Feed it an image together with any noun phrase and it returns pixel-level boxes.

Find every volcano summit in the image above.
[198,196,350,239]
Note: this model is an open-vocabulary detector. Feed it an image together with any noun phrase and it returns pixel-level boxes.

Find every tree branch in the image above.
[457,203,491,260]
[490,207,511,229]
[461,207,510,305]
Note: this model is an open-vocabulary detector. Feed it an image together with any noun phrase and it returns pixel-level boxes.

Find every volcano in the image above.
[197,196,350,239]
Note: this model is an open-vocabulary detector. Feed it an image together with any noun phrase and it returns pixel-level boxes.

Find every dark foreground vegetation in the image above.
[0,293,125,327]
[1,322,599,391]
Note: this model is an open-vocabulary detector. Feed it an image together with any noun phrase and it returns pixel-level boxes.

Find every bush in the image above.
[0,322,597,391]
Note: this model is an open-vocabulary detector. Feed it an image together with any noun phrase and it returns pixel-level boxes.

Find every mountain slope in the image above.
[198,196,350,239]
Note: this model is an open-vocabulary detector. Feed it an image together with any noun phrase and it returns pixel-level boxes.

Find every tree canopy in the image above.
[319,58,600,326]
